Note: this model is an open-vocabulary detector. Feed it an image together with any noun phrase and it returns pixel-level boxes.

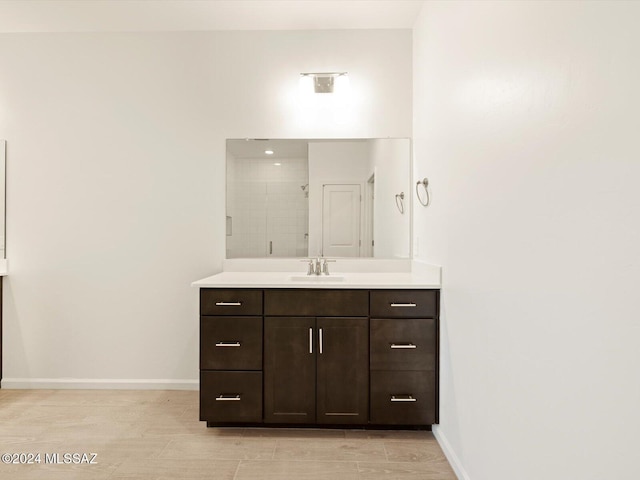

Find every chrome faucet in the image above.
[301,256,336,275]
[301,257,321,275]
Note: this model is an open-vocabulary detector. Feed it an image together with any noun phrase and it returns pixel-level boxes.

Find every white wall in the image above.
[369,138,410,258]
[225,149,237,258]
[413,1,640,479]
[0,29,412,386]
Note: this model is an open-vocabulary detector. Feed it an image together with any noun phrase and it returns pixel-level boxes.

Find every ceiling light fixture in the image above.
[265,150,274,155]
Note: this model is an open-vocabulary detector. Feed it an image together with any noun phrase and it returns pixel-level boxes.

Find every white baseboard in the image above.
[433,425,471,480]
[1,378,199,390]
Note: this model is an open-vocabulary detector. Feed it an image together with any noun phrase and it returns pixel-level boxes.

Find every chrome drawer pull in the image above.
[391,395,417,402]
[390,343,417,349]
[216,395,241,401]
[389,302,417,307]
[215,301,242,306]
[309,328,313,354]
[215,342,241,347]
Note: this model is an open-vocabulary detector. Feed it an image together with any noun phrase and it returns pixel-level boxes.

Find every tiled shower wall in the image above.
[227,157,309,258]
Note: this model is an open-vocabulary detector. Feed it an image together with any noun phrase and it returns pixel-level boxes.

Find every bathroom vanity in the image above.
[206,136,438,428]
[193,267,441,429]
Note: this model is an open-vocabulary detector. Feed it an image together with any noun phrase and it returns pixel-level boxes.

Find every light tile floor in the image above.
[0,390,456,479]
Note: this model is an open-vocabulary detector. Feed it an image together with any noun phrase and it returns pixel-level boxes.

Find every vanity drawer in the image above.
[264,289,368,317]
[370,318,436,371]
[200,289,263,316]
[370,370,436,425]
[200,371,262,423]
[370,290,437,318]
[200,316,262,370]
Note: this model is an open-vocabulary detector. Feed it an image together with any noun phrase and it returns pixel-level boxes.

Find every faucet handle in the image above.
[322,258,336,275]
[301,258,315,275]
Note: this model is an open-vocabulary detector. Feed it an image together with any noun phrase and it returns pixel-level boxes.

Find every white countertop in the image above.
[192,269,440,289]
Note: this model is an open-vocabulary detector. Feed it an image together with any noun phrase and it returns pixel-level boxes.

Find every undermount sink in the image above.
[288,275,345,282]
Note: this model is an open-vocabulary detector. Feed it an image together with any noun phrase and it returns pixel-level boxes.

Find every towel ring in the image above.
[395,192,405,214]
[416,178,430,207]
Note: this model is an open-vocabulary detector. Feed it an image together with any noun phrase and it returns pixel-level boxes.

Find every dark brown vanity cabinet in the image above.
[199,289,263,424]
[369,290,439,425]
[199,287,439,428]
[264,289,369,425]
[264,315,369,424]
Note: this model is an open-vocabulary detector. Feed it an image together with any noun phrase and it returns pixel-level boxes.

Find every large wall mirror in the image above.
[226,138,411,259]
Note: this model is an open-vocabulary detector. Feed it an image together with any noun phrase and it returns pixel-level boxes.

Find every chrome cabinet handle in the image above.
[319,328,323,354]
[216,395,241,401]
[309,328,313,354]
[215,342,241,347]
[215,301,242,306]
[391,395,417,402]
[390,302,417,307]
[390,343,417,349]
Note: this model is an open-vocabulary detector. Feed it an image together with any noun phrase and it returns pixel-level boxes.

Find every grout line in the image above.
[232,460,242,480]
[382,441,390,462]
[154,438,174,459]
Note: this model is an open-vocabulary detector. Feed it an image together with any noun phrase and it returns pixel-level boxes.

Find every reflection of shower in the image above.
[301,184,309,198]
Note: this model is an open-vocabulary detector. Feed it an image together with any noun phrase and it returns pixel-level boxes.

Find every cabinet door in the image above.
[264,317,316,423]
[316,317,369,424]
